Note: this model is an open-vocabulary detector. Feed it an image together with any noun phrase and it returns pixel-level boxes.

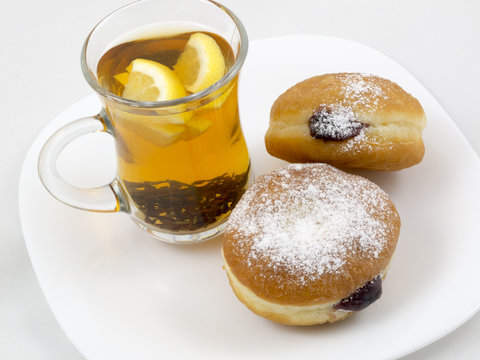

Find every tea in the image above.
[97,30,250,232]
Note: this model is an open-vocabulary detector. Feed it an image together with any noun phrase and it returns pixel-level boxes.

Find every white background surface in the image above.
[2,0,480,359]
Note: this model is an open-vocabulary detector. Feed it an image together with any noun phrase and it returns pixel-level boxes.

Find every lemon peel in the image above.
[122,58,187,102]
[174,33,226,93]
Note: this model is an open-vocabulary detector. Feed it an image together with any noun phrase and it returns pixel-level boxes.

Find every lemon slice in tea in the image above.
[114,71,129,86]
[113,63,133,86]
[182,115,213,140]
[174,33,226,93]
[122,58,187,101]
[121,58,192,127]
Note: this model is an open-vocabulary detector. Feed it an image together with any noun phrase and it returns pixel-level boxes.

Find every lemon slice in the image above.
[119,119,186,148]
[122,58,187,101]
[203,85,234,110]
[113,63,133,86]
[114,71,129,86]
[174,33,226,93]
[182,116,212,140]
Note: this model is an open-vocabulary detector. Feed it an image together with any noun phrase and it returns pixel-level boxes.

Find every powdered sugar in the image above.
[338,73,389,111]
[226,163,395,286]
[309,105,365,141]
[308,74,389,143]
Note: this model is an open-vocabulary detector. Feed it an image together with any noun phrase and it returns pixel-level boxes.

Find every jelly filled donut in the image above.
[265,73,426,171]
[222,163,401,325]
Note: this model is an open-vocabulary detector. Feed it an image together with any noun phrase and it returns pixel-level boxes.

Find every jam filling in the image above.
[334,276,382,311]
[309,105,366,141]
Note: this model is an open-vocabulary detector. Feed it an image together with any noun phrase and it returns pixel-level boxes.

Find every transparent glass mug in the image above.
[38,0,251,244]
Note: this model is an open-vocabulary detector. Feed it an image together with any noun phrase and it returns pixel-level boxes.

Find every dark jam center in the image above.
[334,276,382,311]
[309,105,365,141]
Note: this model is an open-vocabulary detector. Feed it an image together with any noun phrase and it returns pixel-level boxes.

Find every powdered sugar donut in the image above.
[265,73,426,171]
[222,163,400,325]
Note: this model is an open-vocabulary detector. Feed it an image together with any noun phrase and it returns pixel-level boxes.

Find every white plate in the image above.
[19,36,480,360]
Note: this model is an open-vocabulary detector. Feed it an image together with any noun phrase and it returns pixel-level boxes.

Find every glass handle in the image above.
[38,114,129,213]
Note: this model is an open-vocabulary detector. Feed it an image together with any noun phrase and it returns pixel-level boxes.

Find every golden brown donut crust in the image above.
[265,73,426,171]
[222,163,401,307]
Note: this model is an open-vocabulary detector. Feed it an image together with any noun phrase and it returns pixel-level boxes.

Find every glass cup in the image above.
[38,0,251,244]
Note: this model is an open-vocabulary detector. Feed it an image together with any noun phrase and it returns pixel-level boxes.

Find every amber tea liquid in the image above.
[97,31,250,233]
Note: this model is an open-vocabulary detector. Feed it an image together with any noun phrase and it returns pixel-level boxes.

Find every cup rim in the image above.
[80,0,248,109]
